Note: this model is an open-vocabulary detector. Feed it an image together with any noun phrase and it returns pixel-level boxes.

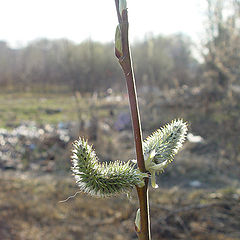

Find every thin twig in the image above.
[58,191,81,203]
[114,1,151,239]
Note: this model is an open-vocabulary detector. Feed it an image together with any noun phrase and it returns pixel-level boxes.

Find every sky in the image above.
[0,0,207,48]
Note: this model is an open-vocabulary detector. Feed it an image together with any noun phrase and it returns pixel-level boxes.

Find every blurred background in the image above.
[0,0,240,239]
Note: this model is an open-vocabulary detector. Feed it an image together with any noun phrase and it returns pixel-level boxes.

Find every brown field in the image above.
[0,92,240,240]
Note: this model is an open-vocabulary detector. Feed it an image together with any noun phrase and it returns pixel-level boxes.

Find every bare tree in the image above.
[204,0,240,97]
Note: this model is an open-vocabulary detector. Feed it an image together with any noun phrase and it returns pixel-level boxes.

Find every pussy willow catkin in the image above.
[71,138,147,197]
[143,119,188,166]
[71,119,187,196]
[143,119,188,188]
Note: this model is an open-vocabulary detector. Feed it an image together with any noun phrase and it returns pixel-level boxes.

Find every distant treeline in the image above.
[0,34,199,93]
[0,0,239,95]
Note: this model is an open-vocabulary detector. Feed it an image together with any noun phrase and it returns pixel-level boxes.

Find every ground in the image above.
[0,92,239,240]
[0,172,239,240]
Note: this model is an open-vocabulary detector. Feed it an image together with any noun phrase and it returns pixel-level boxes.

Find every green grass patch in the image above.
[0,92,129,129]
[0,92,86,128]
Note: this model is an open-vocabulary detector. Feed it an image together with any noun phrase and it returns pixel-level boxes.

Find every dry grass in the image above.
[0,91,239,239]
[0,172,239,240]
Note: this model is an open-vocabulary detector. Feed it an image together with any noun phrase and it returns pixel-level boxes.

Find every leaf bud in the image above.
[119,0,127,17]
[115,25,123,58]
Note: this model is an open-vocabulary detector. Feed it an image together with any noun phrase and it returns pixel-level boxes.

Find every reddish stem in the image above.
[114,2,151,239]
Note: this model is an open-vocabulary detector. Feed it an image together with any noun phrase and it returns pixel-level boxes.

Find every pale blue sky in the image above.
[0,0,207,48]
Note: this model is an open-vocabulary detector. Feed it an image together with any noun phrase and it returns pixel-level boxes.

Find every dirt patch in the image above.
[0,174,239,240]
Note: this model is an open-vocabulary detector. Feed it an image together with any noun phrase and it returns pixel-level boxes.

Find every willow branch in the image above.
[114,1,151,239]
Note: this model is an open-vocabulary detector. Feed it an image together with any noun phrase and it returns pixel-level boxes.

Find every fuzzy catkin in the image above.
[142,119,188,188]
[71,138,146,197]
[71,119,188,195]
[143,119,188,167]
